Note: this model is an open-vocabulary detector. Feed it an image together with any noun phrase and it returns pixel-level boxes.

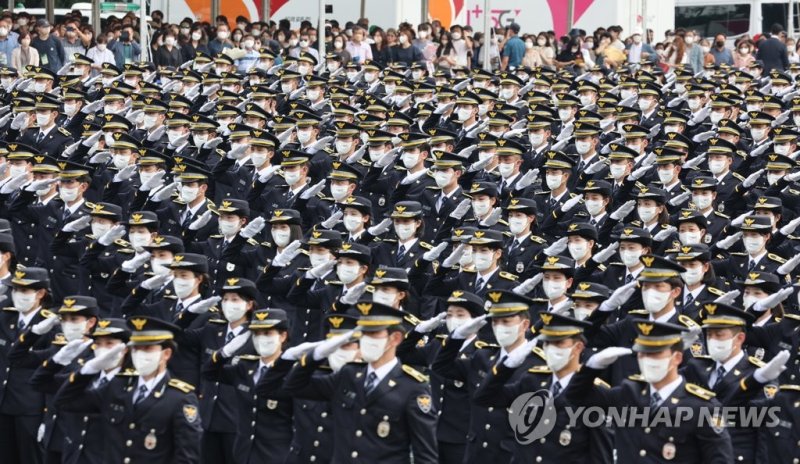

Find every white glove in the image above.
[221,331,252,357]
[98,224,126,246]
[560,194,583,212]
[320,211,343,229]
[62,140,80,157]
[584,160,606,175]
[198,101,216,113]
[742,169,764,188]
[147,125,167,142]
[81,100,104,114]
[80,344,125,375]
[515,168,539,191]
[10,112,29,130]
[1,173,28,194]
[257,165,280,183]
[423,243,448,262]
[452,314,488,339]
[31,316,60,335]
[310,136,334,152]
[201,84,220,96]
[479,207,502,227]
[203,137,224,150]
[586,346,633,369]
[434,102,455,115]
[512,273,543,295]
[141,273,171,290]
[750,142,772,158]
[668,191,691,207]
[63,215,92,232]
[226,143,249,160]
[414,312,447,334]
[88,150,112,165]
[281,341,322,361]
[753,287,794,312]
[312,330,357,361]
[628,165,650,181]
[124,109,143,125]
[682,326,702,351]
[346,145,367,165]
[300,179,326,200]
[449,199,472,220]
[340,282,368,305]
[139,171,165,191]
[53,339,92,366]
[367,218,392,236]
[713,290,740,305]
[688,106,710,126]
[400,169,428,185]
[592,242,619,264]
[731,211,752,228]
[188,210,213,231]
[503,338,538,368]
[456,146,477,159]
[273,241,303,267]
[23,178,57,192]
[187,296,221,314]
[610,200,636,221]
[441,244,466,268]
[467,156,493,173]
[778,254,800,275]
[715,232,742,250]
[754,350,791,383]
[784,170,800,183]
[113,164,137,182]
[121,252,151,273]
[167,133,190,149]
[543,237,568,257]
[780,216,800,236]
[240,217,266,239]
[150,182,178,201]
[373,148,400,169]
[691,131,715,143]
[307,259,336,279]
[81,130,103,147]
[653,225,677,242]
[598,281,638,312]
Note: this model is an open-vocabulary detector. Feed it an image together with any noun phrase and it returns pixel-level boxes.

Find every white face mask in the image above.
[743,236,765,255]
[529,133,544,147]
[93,345,124,369]
[335,140,352,155]
[687,98,702,111]
[434,171,453,188]
[151,258,172,275]
[330,184,350,201]
[743,294,761,310]
[456,108,473,122]
[707,159,727,175]
[401,153,419,169]
[306,89,321,101]
[63,103,77,117]
[343,214,363,232]
[508,217,528,235]
[446,316,472,333]
[707,337,734,362]
[167,130,185,145]
[132,349,162,377]
[609,164,627,180]
[638,206,657,223]
[218,219,240,237]
[620,89,636,100]
[546,174,563,190]
[359,335,388,362]
[394,223,416,241]
[173,277,196,299]
[252,334,281,357]
[568,241,588,260]
[328,347,357,372]
[579,95,594,107]
[692,194,712,210]
[369,148,385,163]
[774,143,790,155]
[663,125,679,134]
[91,222,112,238]
[179,185,199,203]
[585,199,605,216]
[250,152,269,168]
[499,88,516,100]
[498,162,516,179]
[679,231,701,245]
[637,355,671,384]
[637,98,652,112]
[142,115,158,130]
[620,249,642,268]
[478,104,489,116]
[493,322,521,348]
[60,186,79,203]
[681,266,704,286]
[364,72,377,83]
[473,251,494,272]
[296,129,312,145]
[472,200,491,217]
[372,289,398,307]
[642,288,671,314]
[558,108,572,122]
[281,83,294,94]
[573,306,593,321]
[575,140,592,155]
[309,252,332,269]
[657,168,675,185]
[337,263,361,284]
[544,344,573,372]
[283,170,302,186]
[271,229,292,248]
[33,82,47,93]
[129,232,151,251]
[543,280,567,300]
[767,173,783,186]
[12,290,37,313]
[61,320,88,342]
[751,128,767,141]
[112,154,130,170]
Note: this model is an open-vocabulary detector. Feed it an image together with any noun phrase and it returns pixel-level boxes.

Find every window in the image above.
[675,4,751,38]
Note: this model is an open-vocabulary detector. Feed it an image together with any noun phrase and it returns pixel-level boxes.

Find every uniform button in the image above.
[252,408,257,413]
[124,458,130,464]
[126,440,132,447]
[83,416,88,422]
[737,457,743,461]
[81,430,86,436]
[317,426,323,432]
[487,407,493,412]
[482,442,488,448]
[351,451,358,458]
[644,427,650,433]
[250,434,255,440]
[313,440,319,447]
[320,412,327,418]
[355,430,362,437]
[536,458,542,463]
[251,421,256,427]
[485,424,491,430]
[640,450,646,457]
[360,408,367,415]
[310,457,316,462]
[78,444,83,450]
[129,423,135,429]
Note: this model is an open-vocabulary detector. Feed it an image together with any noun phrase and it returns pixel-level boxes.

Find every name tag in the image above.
[237,384,250,393]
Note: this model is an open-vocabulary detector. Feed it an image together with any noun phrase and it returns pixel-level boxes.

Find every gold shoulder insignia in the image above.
[628,374,646,382]
[246,238,259,246]
[474,341,499,349]
[168,378,195,393]
[499,271,518,281]
[594,377,611,389]
[58,127,71,136]
[732,172,745,181]
[419,242,433,250]
[527,365,552,374]
[749,356,766,367]
[780,384,800,391]
[685,382,716,400]
[114,239,130,247]
[532,346,546,360]
[116,368,139,376]
[530,235,546,243]
[208,319,227,324]
[707,287,725,296]
[235,354,261,361]
[713,211,730,218]
[402,364,429,382]
[768,253,787,264]
[628,309,649,315]
[678,314,699,328]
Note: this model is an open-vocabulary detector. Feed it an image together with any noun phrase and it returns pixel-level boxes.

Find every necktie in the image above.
[509,240,520,253]
[578,160,586,171]
[748,260,757,272]
[62,208,71,222]
[625,274,634,284]
[590,218,597,226]
[396,245,406,262]
[134,384,148,404]
[175,302,184,314]
[436,194,445,212]
[17,320,24,332]
[650,391,661,408]
[552,381,562,397]
[35,131,45,144]
[499,179,506,192]
[549,197,556,207]
[181,209,193,227]
[226,331,235,343]
[364,371,378,394]
[713,366,726,388]
[685,292,694,307]
[254,365,267,383]
[475,277,486,292]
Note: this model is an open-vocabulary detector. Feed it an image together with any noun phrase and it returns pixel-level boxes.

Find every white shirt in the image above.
[548,298,572,314]
[710,351,744,386]
[650,308,676,323]
[367,357,398,386]
[749,250,767,267]
[651,376,683,407]
[63,198,85,216]
[398,238,418,253]
[226,323,246,341]
[625,266,644,282]
[552,370,575,392]
[93,366,121,388]
[683,284,705,305]
[500,340,529,360]
[476,266,499,284]
[183,200,204,219]
[17,307,39,329]
[135,370,168,400]
[177,294,201,311]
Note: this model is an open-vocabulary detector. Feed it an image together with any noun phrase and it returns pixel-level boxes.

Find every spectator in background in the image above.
[521,35,542,68]
[330,34,351,64]
[108,25,140,68]
[11,29,38,69]
[61,20,87,58]
[682,30,704,73]
[0,16,18,66]
[608,25,625,50]
[734,40,755,69]
[31,18,65,71]
[434,32,456,70]
[626,28,655,65]
[289,32,319,60]
[346,26,372,64]
[208,23,233,56]
[450,24,470,68]
[756,23,790,71]
[181,24,209,62]
[500,22,524,70]
[787,38,800,64]
[235,35,259,72]
[86,34,115,71]
[413,23,437,65]
[534,32,555,67]
[388,28,423,65]
[555,35,582,69]
[664,34,687,69]
[154,31,182,68]
[699,38,716,67]
[710,33,734,65]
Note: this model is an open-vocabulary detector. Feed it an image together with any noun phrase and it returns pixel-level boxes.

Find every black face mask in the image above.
[121,32,130,42]
[715,40,725,48]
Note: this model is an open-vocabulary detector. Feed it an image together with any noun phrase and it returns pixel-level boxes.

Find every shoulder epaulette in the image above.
[685,382,715,400]
[732,172,745,181]
[532,346,546,360]
[402,364,429,382]
[419,241,433,250]
[530,235,546,243]
[58,127,71,136]
[51,333,67,346]
[678,314,699,328]
[768,253,787,264]
[594,377,611,388]
[259,241,273,248]
[39,309,55,318]
[235,354,261,361]
[597,263,607,271]
[499,271,518,281]
[474,340,498,349]
[527,365,551,374]
[210,234,223,239]
[707,286,725,296]
[628,309,649,315]
[713,211,730,219]
[246,238,259,246]
[116,368,139,376]
[749,356,766,367]
[608,261,625,267]
[114,238,130,247]
[208,318,227,324]
[780,384,800,391]
[168,378,195,393]
[628,374,646,382]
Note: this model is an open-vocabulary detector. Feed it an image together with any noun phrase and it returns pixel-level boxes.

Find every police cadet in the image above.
[284,301,438,463]
[54,316,203,464]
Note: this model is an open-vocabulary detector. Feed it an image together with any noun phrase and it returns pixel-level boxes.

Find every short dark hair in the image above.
[771,23,784,35]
